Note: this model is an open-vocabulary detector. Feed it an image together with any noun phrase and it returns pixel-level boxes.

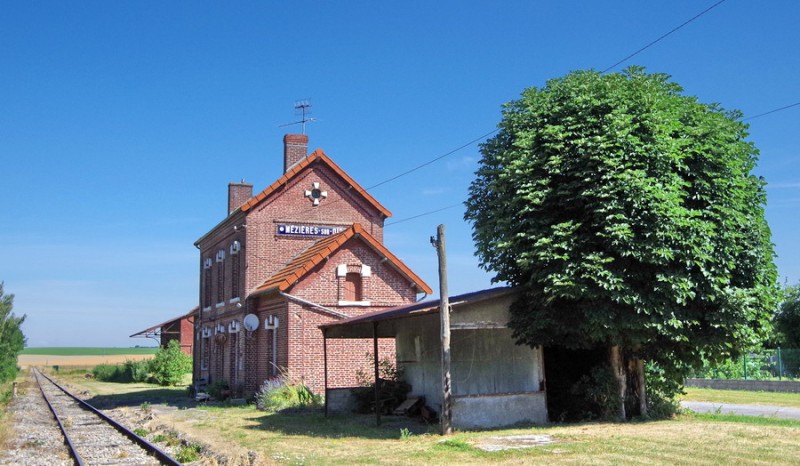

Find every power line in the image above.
[341,2,725,212]
[365,129,498,191]
[318,128,497,213]
[333,1,737,228]
[357,130,496,226]
[601,0,728,74]
[744,102,800,121]
[385,203,463,227]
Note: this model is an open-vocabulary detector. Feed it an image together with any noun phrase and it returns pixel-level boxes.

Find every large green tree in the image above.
[0,283,26,383]
[465,68,779,418]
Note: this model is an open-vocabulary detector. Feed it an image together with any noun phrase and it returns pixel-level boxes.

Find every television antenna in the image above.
[279,99,317,134]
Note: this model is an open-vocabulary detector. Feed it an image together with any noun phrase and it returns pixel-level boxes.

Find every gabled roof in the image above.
[129,307,199,338]
[239,149,392,218]
[251,223,432,297]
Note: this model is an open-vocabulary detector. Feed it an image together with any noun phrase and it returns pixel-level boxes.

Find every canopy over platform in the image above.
[320,287,516,339]
[130,307,198,340]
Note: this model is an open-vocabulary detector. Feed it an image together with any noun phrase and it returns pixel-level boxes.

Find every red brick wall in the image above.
[283,134,308,172]
[160,316,194,356]
[289,242,419,307]
[242,161,386,296]
[180,316,194,355]
[195,212,248,387]
[197,214,246,316]
[196,237,418,394]
[228,182,253,215]
[285,304,396,393]
[194,139,422,397]
[274,242,416,394]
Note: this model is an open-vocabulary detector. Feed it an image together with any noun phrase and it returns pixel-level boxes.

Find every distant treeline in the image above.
[21,347,159,356]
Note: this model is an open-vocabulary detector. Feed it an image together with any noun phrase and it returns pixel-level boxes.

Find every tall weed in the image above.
[255,373,321,412]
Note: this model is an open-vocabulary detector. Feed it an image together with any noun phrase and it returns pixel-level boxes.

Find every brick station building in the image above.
[194,134,431,395]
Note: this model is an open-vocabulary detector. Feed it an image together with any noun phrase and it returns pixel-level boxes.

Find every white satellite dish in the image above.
[243,314,259,331]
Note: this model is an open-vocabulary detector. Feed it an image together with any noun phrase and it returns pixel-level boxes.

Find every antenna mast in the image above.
[279,99,317,134]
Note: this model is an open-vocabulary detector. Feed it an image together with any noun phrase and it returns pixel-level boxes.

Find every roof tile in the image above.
[240,151,391,217]
[251,224,432,296]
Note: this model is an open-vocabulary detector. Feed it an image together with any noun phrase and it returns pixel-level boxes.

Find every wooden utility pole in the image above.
[435,224,453,435]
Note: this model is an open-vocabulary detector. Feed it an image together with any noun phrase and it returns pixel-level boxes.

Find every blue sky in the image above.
[2,1,798,347]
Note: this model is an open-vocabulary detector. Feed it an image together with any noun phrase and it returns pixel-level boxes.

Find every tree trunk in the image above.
[609,345,626,421]
[625,356,648,417]
[636,357,647,416]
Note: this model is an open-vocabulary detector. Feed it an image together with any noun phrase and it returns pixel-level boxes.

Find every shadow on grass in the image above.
[85,387,196,410]
[243,409,439,440]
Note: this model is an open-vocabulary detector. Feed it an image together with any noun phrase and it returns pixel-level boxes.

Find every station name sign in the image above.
[276,224,347,237]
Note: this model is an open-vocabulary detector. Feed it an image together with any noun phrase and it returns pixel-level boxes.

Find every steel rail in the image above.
[34,368,87,466]
[33,368,183,466]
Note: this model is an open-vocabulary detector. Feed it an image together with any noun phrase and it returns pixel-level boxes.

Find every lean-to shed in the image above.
[320,287,548,429]
[130,307,198,356]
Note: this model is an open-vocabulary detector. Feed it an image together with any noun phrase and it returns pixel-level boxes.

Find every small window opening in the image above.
[344,273,362,302]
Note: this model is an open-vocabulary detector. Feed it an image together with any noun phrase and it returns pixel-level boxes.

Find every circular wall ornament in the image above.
[304,181,328,206]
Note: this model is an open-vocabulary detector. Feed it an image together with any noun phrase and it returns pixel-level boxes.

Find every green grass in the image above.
[51,371,190,409]
[46,375,800,465]
[687,411,800,428]
[21,347,158,356]
[682,387,800,408]
[156,407,800,465]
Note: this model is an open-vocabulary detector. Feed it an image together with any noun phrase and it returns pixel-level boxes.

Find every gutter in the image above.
[279,292,351,319]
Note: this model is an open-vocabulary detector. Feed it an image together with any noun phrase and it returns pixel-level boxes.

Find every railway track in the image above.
[32,368,182,466]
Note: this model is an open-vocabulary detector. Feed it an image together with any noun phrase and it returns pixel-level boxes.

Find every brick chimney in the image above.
[284,134,309,173]
[228,181,253,214]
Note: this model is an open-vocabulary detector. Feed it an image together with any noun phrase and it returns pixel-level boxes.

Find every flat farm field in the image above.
[18,347,157,367]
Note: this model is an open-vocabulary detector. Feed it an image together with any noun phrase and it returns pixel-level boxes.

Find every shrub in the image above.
[125,359,151,383]
[255,376,321,412]
[92,360,153,383]
[207,379,230,400]
[642,361,682,419]
[0,381,13,405]
[696,354,772,380]
[569,365,623,421]
[0,284,25,385]
[92,363,129,382]
[149,340,192,386]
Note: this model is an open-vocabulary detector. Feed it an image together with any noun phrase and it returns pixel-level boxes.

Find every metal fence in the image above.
[693,348,800,381]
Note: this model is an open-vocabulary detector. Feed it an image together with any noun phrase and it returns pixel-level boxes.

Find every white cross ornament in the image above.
[304,181,328,206]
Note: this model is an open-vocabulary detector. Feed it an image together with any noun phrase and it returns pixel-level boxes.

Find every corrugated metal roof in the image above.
[320,287,515,338]
[129,307,198,338]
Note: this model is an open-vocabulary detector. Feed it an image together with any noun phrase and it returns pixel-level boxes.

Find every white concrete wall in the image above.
[395,292,548,428]
[452,392,547,429]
